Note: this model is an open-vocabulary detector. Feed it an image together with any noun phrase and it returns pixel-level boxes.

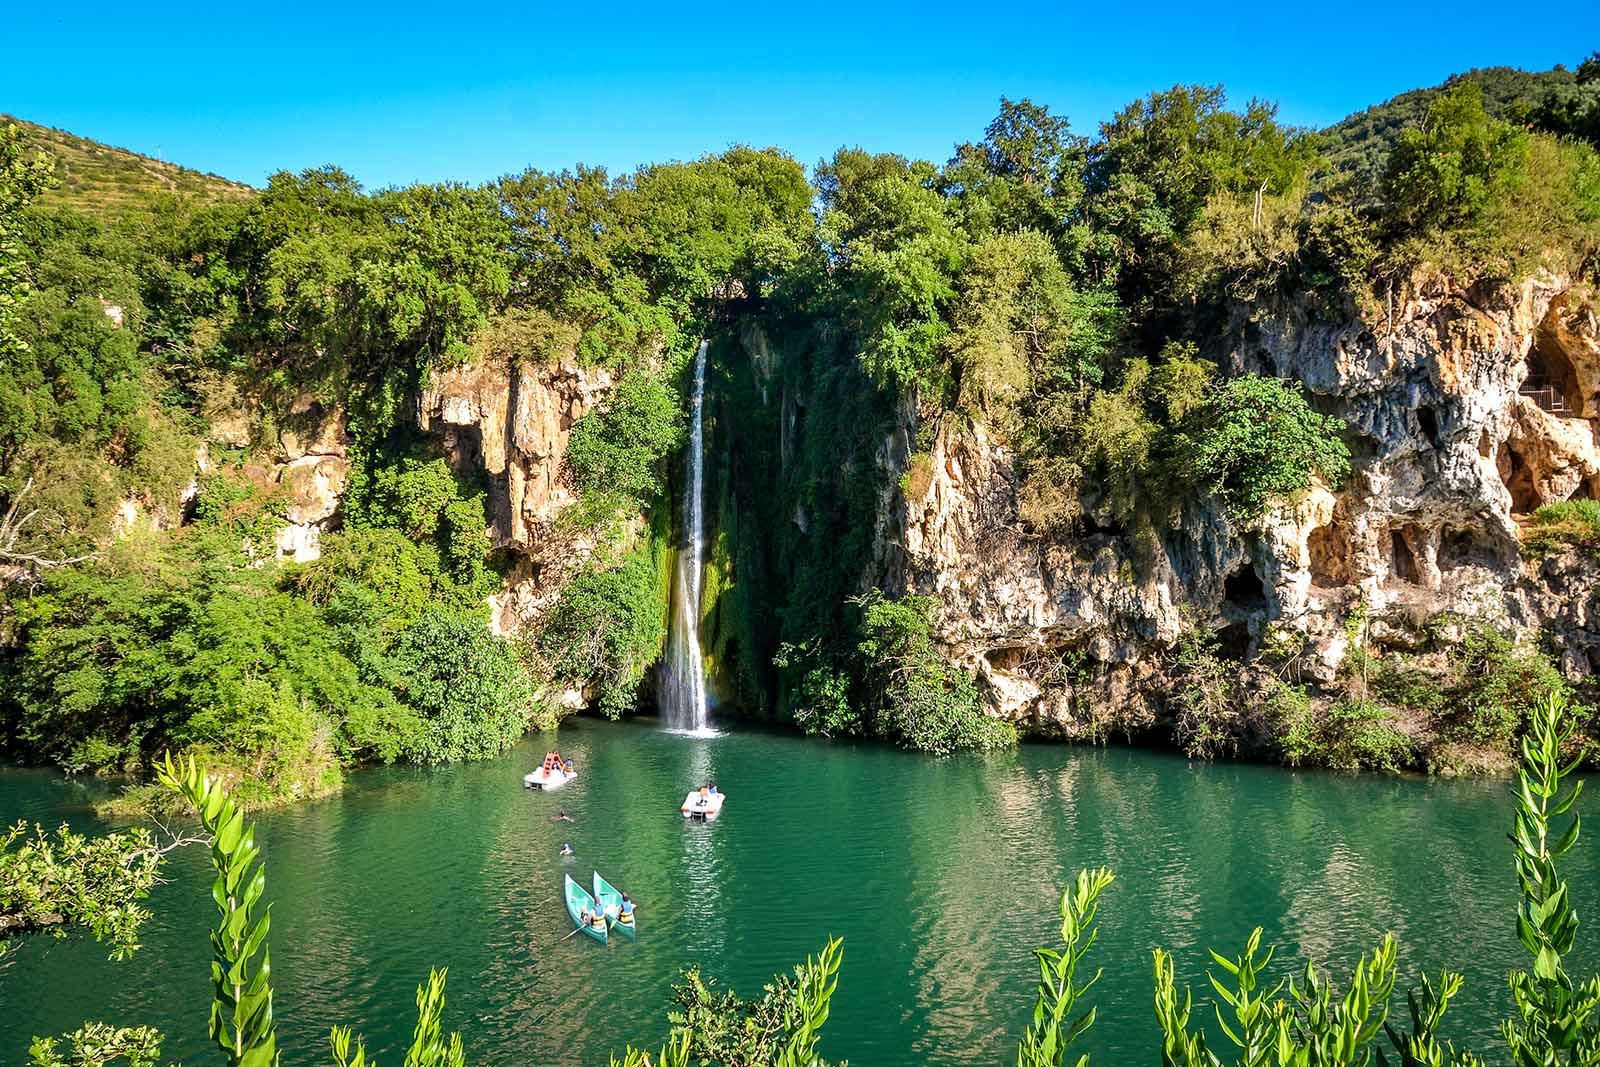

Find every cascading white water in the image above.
[662,340,712,734]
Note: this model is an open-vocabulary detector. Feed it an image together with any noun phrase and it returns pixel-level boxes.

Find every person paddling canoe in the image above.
[618,893,635,925]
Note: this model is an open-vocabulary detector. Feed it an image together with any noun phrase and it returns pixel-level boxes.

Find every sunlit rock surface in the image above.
[895,270,1600,736]
[420,357,614,634]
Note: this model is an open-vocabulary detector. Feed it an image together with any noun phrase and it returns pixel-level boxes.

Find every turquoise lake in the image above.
[4,719,1593,1065]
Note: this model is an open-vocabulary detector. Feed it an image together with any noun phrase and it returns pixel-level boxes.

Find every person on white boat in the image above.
[563,758,575,775]
[697,785,710,807]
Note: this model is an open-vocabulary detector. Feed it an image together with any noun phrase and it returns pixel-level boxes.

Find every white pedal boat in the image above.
[681,789,726,820]
[524,766,577,791]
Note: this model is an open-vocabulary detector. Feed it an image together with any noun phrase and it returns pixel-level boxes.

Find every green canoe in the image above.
[593,871,636,939]
[564,874,608,944]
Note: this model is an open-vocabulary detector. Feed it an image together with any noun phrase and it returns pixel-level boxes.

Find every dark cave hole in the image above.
[1417,405,1441,449]
[1215,621,1253,662]
[1390,528,1419,583]
[1223,565,1268,613]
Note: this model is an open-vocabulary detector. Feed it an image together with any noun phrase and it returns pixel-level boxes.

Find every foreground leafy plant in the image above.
[1379,970,1480,1067]
[1502,692,1600,1065]
[28,1022,167,1067]
[157,754,279,1067]
[0,821,176,959]
[330,968,465,1067]
[615,938,844,1067]
[1153,926,1463,1066]
[1018,867,1115,1067]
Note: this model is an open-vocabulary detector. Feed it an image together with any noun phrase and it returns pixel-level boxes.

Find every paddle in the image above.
[556,925,585,944]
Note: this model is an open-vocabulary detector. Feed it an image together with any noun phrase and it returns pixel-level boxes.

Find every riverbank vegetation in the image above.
[10,693,1593,1065]
[4,56,1600,787]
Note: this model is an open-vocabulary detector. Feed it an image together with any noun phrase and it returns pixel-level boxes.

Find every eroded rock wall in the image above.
[420,357,615,634]
[894,270,1600,735]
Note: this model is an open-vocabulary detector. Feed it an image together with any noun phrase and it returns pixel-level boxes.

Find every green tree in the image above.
[817,148,966,392]
[1384,82,1530,234]
[566,369,685,516]
[1165,375,1350,522]
[0,123,57,363]
[541,545,669,719]
[393,610,546,764]
[1086,86,1316,330]
[943,97,1088,260]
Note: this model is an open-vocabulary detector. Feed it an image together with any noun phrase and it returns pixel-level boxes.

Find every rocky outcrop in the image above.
[895,269,1600,735]
[270,398,349,564]
[420,357,614,634]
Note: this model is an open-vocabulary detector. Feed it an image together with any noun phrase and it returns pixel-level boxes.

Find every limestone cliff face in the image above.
[103,395,350,563]
[895,270,1600,736]
[270,397,349,564]
[419,357,614,634]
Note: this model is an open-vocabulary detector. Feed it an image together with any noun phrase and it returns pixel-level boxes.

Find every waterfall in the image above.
[662,340,712,734]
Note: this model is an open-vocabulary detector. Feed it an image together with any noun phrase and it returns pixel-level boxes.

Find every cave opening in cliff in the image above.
[1417,405,1441,448]
[1497,443,1541,514]
[1307,522,1350,587]
[1439,525,1506,572]
[1223,565,1268,614]
[1389,527,1419,584]
[1522,337,1579,416]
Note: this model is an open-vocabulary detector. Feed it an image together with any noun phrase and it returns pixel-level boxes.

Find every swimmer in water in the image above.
[559,842,574,857]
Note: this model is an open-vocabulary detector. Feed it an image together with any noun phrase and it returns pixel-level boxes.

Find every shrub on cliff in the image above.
[1522,497,1600,558]
[565,368,684,521]
[540,543,669,719]
[852,590,1016,754]
[1163,374,1350,522]
[339,454,499,611]
[1279,697,1415,772]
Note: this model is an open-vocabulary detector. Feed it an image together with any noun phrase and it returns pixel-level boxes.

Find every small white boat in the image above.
[526,751,577,791]
[680,788,726,820]
[525,766,576,791]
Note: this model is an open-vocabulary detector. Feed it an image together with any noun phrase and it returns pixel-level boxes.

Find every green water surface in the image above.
[4,719,1592,1065]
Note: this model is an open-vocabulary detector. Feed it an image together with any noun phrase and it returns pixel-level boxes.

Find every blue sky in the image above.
[5,2,1594,190]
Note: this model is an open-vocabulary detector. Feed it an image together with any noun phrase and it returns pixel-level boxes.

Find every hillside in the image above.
[1316,65,1578,186]
[2,114,254,217]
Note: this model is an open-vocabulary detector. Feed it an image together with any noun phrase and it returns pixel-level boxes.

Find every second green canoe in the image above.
[592,871,636,939]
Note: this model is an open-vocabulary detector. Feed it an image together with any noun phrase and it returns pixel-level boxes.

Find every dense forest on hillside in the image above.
[3,57,1600,805]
